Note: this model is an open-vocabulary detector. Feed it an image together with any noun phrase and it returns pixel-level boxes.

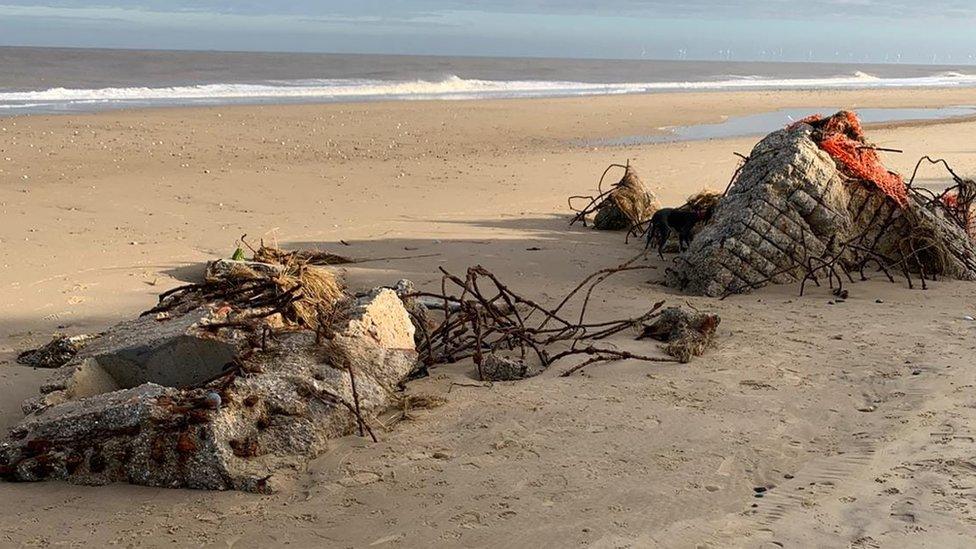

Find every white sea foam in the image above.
[2,72,976,112]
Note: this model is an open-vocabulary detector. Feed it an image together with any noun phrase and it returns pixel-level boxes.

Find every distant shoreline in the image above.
[5,44,976,68]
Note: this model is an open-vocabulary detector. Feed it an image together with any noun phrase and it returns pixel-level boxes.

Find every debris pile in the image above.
[480,354,529,382]
[16,334,97,369]
[915,157,976,242]
[406,256,710,379]
[637,307,721,363]
[1,249,418,492]
[684,189,723,215]
[570,163,661,232]
[666,111,976,297]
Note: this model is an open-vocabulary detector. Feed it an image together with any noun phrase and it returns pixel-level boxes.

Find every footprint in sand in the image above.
[889,497,918,523]
[850,536,882,549]
[338,471,381,487]
[451,511,486,529]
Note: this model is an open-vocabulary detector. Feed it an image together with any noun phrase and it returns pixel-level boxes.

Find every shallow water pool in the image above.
[592,106,976,146]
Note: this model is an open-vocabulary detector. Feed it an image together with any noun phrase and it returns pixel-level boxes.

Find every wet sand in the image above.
[2,87,976,547]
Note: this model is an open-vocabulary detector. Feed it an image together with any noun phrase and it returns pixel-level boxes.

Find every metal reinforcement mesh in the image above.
[666,121,976,297]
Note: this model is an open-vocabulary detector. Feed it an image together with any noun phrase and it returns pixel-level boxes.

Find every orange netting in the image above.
[790,111,909,207]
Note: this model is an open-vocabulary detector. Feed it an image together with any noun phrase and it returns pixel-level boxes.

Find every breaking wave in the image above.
[3,72,976,113]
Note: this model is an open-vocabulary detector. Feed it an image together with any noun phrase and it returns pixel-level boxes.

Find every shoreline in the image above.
[3,83,976,118]
[5,85,976,131]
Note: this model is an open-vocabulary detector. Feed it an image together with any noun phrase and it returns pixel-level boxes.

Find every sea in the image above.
[2,46,976,115]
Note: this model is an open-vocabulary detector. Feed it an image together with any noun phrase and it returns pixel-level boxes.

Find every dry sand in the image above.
[2,88,976,547]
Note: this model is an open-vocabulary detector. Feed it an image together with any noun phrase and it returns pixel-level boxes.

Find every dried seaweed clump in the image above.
[594,166,660,230]
[570,164,661,231]
[253,245,355,267]
[684,189,723,214]
[480,354,529,381]
[272,263,345,328]
[151,245,348,332]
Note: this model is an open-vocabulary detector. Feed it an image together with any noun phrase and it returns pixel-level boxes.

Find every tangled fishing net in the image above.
[791,111,909,207]
[943,188,976,241]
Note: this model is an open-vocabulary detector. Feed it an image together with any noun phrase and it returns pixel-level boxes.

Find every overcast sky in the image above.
[1,1,975,63]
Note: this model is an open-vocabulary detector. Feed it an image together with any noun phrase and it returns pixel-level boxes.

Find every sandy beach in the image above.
[3,87,976,547]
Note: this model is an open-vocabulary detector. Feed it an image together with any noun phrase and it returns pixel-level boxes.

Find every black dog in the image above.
[645,207,710,260]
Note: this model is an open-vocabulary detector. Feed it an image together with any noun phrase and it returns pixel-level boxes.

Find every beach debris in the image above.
[253,244,356,266]
[569,163,661,232]
[794,111,909,206]
[237,236,441,267]
[637,307,721,363]
[158,246,346,332]
[912,156,976,242]
[385,393,447,428]
[390,279,434,351]
[666,111,976,297]
[405,254,684,379]
[16,334,98,369]
[1,262,418,492]
[387,279,437,382]
[684,189,723,219]
[205,258,286,282]
[480,354,529,381]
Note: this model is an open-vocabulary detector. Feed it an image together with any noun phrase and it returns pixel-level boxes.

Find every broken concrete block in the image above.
[666,123,976,296]
[390,279,432,350]
[326,288,417,387]
[34,306,246,408]
[1,287,417,492]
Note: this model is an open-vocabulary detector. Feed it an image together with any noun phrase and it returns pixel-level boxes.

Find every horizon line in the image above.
[2,43,975,68]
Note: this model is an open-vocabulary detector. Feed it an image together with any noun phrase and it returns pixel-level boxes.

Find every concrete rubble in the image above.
[1,260,417,492]
[667,123,976,296]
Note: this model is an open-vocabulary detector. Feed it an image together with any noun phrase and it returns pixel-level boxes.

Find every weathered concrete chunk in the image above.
[666,124,976,296]
[327,288,417,387]
[35,306,246,407]
[666,126,851,296]
[1,286,417,492]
